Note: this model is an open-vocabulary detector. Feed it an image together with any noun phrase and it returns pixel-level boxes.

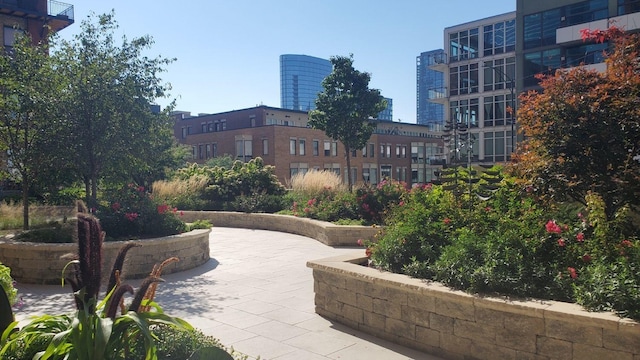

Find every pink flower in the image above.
[621,239,633,247]
[545,220,562,234]
[568,267,577,279]
[357,239,364,246]
[557,238,566,247]
[157,203,170,214]
[399,201,404,207]
[179,211,184,216]
[125,212,139,221]
[576,232,585,242]
[443,218,451,225]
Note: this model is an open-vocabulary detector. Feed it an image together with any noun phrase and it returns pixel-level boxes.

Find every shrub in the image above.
[355,179,407,224]
[97,183,187,240]
[0,263,18,306]
[13,221,74,243]
[187,219,213,231]
[288,170,346,195]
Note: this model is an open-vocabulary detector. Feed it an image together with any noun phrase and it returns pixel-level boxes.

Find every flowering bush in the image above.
[368,171,640,319]
[355,179,408,224]
[97,183,186,240]
[289,186,359,223]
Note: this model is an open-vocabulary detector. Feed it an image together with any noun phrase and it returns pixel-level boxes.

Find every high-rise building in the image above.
[280,54,332,112]
[416,49,446,128]
[1,0,74,47]
[516,0,640,93]
[280,54,393,119]
[443,12,517,164]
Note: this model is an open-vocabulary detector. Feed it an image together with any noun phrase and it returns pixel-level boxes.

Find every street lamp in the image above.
[485,65,516,157]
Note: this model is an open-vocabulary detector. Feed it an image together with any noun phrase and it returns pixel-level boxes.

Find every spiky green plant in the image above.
[0,202,232,360]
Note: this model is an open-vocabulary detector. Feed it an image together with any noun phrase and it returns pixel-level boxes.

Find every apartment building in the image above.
[173,106,444,187]
[1,0,74,47]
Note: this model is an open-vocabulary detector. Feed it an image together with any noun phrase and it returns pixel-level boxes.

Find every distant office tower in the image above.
[378,98,393,121]
[280,54,332,112]
[416,49,446,127]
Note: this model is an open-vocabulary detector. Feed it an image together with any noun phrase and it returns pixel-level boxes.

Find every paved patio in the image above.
[15,227,442,360]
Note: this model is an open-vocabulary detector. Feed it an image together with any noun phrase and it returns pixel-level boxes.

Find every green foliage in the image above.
[97,183,187,240]
[355,179,407,224]
[14,221,74,243]
[290,187,360,223]
[204,154,235,169]
[309,54,387,191]
[0,263,17,307]
[168,158,286,212]
[187,219,213,231]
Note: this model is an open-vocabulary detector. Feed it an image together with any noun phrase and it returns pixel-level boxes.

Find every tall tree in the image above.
[56,12,177,206]
[309,55,386,191]
[513,27,640,220]
[0,34,65,229]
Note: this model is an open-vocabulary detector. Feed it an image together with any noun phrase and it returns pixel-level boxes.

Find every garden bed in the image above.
[180,211,379,246]
[0,228,211,284]
[308,253,640,360]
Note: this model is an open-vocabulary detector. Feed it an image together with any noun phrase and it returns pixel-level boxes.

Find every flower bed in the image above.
[308,253,640,360]
[0,229,211,284]
[180,211,379,246]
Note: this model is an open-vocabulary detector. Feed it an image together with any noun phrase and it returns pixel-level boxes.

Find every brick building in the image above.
[1,0,74,47]
[173,106,445,187]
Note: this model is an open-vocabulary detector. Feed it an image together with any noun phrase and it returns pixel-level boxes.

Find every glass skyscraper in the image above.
[416,49,446,127]
[280,54,332,112]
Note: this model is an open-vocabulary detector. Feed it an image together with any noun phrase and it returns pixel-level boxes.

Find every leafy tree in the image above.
[309,55,386,191]
[55,12,177,206]
[514,27,640,220]
[0,34,65,229]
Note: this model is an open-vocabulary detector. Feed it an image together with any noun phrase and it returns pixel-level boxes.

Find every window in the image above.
[191,146,196,159]
[290,163,309,177]
[396,167,407,182]
[221,120,227,131]
[380,144,391,158]
[324,163,340,175]
[362,145,367,157]
[299,139,306,156]
[449,63,479,95]
[181,127,188,139]
[619,0,640,14]
[290,139,297,155]
[449,28,479,62]
[396,145,401,158]
[3,26,22,48]
[381,165,392,180]
[198,145,204,160]
[483,58,515,92]
[450,99,479,128]
[236,138,252,161]
[362,164,378,185]
[324,141,331,156]
[212,143,218,157]
[201,123,207,133]
[369,143,375,158]
[205,144,211,159]
[345,167,357,185]
[483,19,515,56]
[262,139,268,155]
[250,116,256,127]
[483,131,506,162]
[313,140,319,156]
[331,142,338,157]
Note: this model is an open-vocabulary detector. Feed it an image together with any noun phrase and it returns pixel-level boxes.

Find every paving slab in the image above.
[14,227,442,360]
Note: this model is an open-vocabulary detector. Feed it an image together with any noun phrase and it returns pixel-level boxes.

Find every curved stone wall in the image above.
[0,229,211,284]
[181,211,380,246]
[308,253,640,360]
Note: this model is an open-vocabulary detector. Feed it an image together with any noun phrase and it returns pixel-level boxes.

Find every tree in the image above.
[309,55,386,191]
[55,12,177,206]
[0,34,65,229]
[513,27,640,220]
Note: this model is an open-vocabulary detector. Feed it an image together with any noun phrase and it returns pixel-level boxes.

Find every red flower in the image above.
[545,220,562,234]
[568,267,577,279]
[179,211,184,216]
[157,203,170,214]
[557,238,566,247]
[576,232,585,242]
[125,212,139,222]
[582,254,592,263]
[443,218,451,225]
[621,239,633,247]
[111,202,121,212]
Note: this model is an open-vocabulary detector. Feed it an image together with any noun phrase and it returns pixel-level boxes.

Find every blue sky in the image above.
[61,1,514,123]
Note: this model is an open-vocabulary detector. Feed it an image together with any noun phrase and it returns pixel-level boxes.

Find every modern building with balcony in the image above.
[1,0,74,47]
[416,49,446,128]
[440,12,517,165]
[516,0,640,93]
[173,105,444,187]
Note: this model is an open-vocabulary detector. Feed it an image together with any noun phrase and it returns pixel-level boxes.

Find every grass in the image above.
[288,170,346,196]
[0,201,75,233]
[152,175,209,201]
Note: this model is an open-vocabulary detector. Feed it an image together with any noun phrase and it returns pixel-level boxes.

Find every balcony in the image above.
[0,0,74,32]
[427,87,448,105]
[427,52,448,72]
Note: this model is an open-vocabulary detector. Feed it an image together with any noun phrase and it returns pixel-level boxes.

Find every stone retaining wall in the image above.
[308,253,640,360]
[181,211,379,246]
[0,229,211,284]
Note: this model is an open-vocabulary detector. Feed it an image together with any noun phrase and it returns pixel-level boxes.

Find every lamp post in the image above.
[485,65,516,157]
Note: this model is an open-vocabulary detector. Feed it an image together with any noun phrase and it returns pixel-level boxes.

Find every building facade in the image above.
[1,0,74,48]
[516,0,640,93]
[416,49,446,128]
[173,106,444,187]
[280,54,332,112]
[441,12,517,164]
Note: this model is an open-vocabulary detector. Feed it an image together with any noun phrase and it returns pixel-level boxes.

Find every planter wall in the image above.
[181,211,379,246]
[308,253,640,360]
[0,229,211,284]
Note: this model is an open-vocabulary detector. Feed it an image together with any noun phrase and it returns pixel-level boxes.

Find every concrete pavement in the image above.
[15,227,442,360]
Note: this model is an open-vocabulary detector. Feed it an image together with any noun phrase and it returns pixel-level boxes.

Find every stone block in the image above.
[401,304,430,327]
[545,319,602,346]
[385,317,415,341]
[454,318,496,344]
[415,325,441,348]
[430,312,454,334]
[435,297,475,321]
[356,293,373,312]
[514,350,550,360]
[536,336,572,359]
[496,326,537,354]
[573,343,633,360]
[408,292,436,312]
[363,311,386,330]
[603,326,640,354]
[342,303,364,324]
[373,298,402,319]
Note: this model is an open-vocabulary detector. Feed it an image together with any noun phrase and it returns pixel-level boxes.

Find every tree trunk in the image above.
[21,176,29,231]
[345,144,353,192]
[84,175,90,207]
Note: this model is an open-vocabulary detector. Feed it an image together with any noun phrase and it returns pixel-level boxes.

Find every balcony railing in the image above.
[48,0,73,21]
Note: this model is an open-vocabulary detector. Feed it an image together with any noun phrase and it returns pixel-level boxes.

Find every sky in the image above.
[59,1,515,123]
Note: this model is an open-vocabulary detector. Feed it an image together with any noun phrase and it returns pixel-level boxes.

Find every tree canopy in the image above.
[309,54,386,191]
[513,27,640,220]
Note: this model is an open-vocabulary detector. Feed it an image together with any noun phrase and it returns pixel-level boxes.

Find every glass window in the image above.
[206,144,211,159]
[313,140,319,156]
[212,143,217,157]
[262,139,268,155]
[381,165,392,179]
[299,139,306,156]
[324,141,331,156]
[619,0,640,14]
[290,139,296,155]
[331,142,337,156]
[369,143,375,158]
